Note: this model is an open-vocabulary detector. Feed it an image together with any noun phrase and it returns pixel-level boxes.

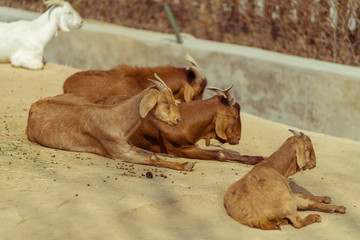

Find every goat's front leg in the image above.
[124,148,195,171]
[109,143,195,171]
[11,49,44,70]
[166,143,263,165]
[294,193,346,213]
[221,151,264,165]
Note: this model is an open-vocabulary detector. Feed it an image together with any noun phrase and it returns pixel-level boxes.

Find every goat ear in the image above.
[59,14,71,32]
[184,82,194,102]
[215,114,228,140]
[294,143,306,171]
[139,90,159,118]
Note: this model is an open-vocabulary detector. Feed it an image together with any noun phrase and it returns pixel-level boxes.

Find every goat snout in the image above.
[306,162,316,170]
[227,137,240,145]
[77,20,83,28]
[170,116,181,126]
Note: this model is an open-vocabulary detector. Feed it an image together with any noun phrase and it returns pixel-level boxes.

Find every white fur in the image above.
[0,1,82,70]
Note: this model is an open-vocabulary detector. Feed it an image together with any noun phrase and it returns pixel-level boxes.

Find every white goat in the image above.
[0,0,83,70]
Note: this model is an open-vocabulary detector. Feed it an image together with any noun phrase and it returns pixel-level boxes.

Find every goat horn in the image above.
[207,83,235,105]
[289,129,300,136]
[289,129,306,139]
[147,73,171,92]
[44,0,66,8]
[185,52,205,84]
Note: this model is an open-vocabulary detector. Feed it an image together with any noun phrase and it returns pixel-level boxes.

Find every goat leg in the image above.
[294,194,346,214]
[166,144,263,165]
[294,193,331,204]
[167,145,231,162]
[286,213,322,229]
[220,151,264,165]
[107,143,195,171]
[147,155,196,171]
[121,146,195,171]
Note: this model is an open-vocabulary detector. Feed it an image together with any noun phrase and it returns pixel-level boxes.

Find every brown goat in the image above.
[95,84,264,165]
[26,75,195,171]
[63,53,207,103]
[223,130,346,230]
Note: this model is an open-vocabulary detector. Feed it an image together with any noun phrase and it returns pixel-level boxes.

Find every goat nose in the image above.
[176,117,181,123]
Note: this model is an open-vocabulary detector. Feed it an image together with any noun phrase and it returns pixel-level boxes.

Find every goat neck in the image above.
[32,7,61,46]
[258,137,299,178]
[179,96,222,141]
[107,89,152,139]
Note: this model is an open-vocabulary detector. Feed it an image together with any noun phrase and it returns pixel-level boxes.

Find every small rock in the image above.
[146,171,153,179]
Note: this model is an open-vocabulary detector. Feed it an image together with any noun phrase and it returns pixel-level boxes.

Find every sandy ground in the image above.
[0,63,359,240]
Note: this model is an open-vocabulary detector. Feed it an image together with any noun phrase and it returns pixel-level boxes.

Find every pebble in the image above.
[146,171,153,179]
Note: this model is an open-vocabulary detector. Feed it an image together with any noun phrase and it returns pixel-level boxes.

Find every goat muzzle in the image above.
[77,20,84,28]
[227,137,240,145]
[169,117,181,126]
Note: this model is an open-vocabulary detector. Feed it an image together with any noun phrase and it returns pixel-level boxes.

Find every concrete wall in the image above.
[1,7,359,141]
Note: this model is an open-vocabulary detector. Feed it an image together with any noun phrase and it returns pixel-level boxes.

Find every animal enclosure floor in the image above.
[0,63,359,240]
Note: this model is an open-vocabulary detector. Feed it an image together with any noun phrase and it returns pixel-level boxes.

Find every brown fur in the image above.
[26,86,195,171]
[63,65,207,103]
[223,131,346,230]
[96,94,263,165]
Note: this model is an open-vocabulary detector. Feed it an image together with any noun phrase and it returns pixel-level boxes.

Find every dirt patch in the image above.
[0,63,359,240]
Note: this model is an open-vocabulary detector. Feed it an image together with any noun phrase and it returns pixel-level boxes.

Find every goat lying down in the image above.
[224,130,346,230]
[26,74,195,171]
[63,53,207,102]
[0,0,83,70]
[95,84,264,165]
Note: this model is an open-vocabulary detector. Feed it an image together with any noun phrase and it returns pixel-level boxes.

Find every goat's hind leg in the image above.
[286,212,321,229]
[294,193,346,213]
[280,197,320,229]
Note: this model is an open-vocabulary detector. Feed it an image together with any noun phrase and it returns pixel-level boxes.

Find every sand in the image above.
[0,63,359,240]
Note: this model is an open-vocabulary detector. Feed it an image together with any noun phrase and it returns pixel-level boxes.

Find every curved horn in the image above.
[289,129,300,136]
[44,0,66,8]
[185,52,205,84]
[207,83,235,105]
[289,129,306,139]
[147,73,171,92]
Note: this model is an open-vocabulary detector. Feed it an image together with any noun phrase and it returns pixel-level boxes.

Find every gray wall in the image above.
[1,7,359,141]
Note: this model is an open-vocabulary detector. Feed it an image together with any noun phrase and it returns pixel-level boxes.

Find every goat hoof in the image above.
[338,206,347,214]
[150,155,160,160]
[311,214,321,223]
[184,162,196,171]
[253,156,265,164]
[322,196,332,204]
